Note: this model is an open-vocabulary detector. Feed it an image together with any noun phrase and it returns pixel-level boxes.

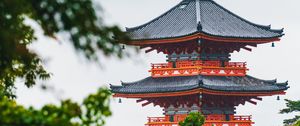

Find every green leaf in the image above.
[179,112,205,126]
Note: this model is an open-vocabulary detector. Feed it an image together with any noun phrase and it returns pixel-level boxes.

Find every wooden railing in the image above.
[150,61,247,77]
[147,117,168,122]
[146,115,252,126]
[233,115,252,121]
[146,117,178,126]
[205,115,251,121]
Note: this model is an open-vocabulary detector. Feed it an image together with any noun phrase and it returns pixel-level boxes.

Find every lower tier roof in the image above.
[110,75,288,95]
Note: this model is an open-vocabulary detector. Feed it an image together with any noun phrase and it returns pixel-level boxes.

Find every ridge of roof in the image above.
[244,75,277,84]
[196,0,201,24]
[276,81,289,86]
[126,0,190,32]
[121,77,151,86]
[209,0,284,34]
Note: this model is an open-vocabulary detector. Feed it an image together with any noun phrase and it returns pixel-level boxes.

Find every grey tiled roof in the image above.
[110,75,288,94]
[126,0,284,41]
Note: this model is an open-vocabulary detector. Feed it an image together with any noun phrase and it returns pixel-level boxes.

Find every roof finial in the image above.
[197,22,202,31]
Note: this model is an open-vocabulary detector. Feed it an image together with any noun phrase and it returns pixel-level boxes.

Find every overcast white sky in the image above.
[16,0,300,126]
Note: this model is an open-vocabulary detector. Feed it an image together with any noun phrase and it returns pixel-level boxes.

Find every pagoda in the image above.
[110,0,289,126]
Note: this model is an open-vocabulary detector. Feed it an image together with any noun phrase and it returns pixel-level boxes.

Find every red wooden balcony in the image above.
[149,61,247,77]
[146,115,253,126]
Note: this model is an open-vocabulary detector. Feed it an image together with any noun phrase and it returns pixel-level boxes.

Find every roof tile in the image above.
[126,0,283,41]
[110,75,289,94]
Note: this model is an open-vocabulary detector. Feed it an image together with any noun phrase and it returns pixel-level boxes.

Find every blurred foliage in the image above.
[179,112,205,126]
[280,99,300,126]
[295,120,300,126]
[0,0,130,98]
[0,87,111,126]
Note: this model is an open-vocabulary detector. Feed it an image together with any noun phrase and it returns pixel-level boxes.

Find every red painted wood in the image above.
[143,40,260,55]
[150,60,248,77]
[145,114,253,126]
[127,32,280,45]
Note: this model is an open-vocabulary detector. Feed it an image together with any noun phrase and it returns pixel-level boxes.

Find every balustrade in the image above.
[150,60,247,77]
[146,115,252,126]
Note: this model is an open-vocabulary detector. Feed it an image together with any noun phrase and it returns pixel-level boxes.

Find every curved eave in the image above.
[124,0,184,33]
[125,32,283,46]
[112,88,287,98]
[209,0,285,35]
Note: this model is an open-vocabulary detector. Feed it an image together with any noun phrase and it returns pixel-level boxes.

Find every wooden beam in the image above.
[136,99,145,103]
[140,45,149,49]
[142,101,152,107]
[128,32,280,45]
[242,47,252,52]
[253,97,263,101]
[145,48,156,53]
[247,100,257,105]
[157,46,163,53]
[113,89,286,98]
[248,44,257,47]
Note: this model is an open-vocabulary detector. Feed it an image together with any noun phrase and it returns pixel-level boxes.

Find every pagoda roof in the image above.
[126,0,284,43]
[110,75,288,97]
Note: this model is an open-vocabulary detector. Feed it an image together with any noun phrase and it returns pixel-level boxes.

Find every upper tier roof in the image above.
[110,75,288,95]
[126,0,284,42]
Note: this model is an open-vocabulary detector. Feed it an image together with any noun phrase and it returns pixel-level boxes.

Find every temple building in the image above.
[110,0,289,126]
